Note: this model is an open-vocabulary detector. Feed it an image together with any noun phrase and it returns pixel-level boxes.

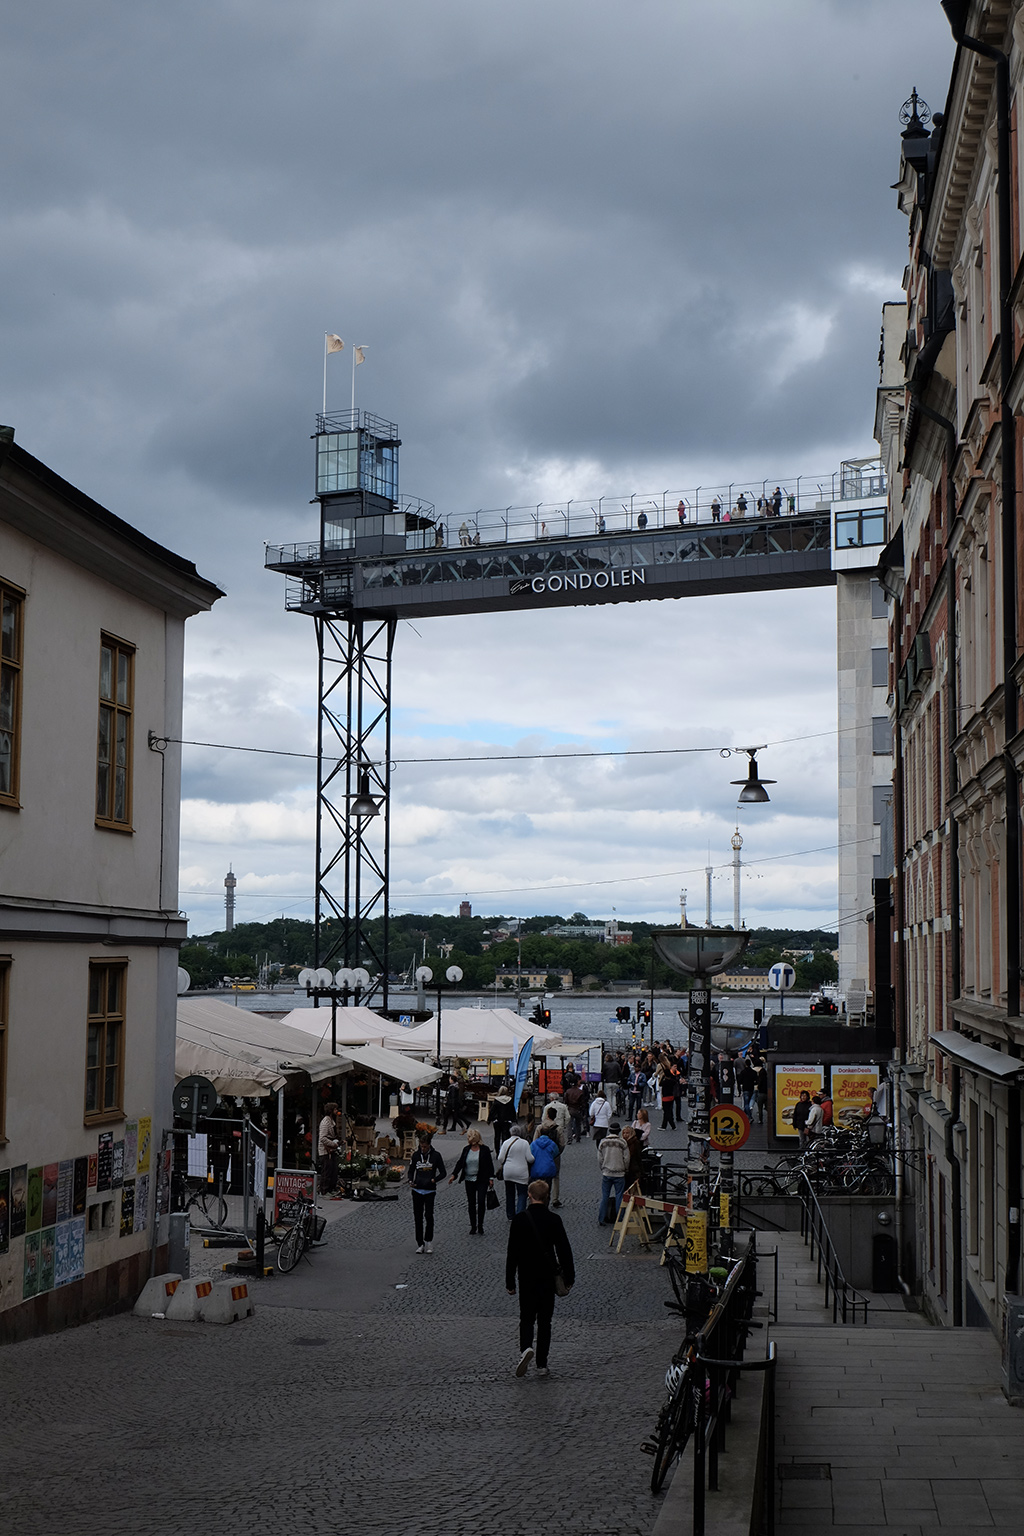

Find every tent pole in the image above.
[276,1086,284,1172]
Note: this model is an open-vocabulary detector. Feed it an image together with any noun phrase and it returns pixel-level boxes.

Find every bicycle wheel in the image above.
[200,1189,229,1228]
[277,1221,306,1272]
[650,1377,697,1493]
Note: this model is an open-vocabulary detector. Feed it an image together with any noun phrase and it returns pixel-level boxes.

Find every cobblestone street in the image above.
[1,1118,688,1536]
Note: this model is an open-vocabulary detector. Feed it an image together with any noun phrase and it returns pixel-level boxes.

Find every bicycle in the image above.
[277,1191,327,1272]
[644,1250,724,1493]
[175,1175,229,1229]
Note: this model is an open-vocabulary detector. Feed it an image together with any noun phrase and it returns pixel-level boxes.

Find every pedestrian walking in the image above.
[530,1116,563,1207]
[317,1101,341,1196]
[442,1079,470,1134]
[543,1094,571,1145]
[754,1064,768,1124]
[627,1066,647,1121]
[597,1121,630,1224]
[659,1069,677,1130]
[448,1127,496,1235]
[564,1080,588,1143]
[738,1058,757,1117]
[497,1123,535,1218]
[622,1124,644,1187]
[490,1087,515,1154]
[633,1106,652,1145]
[506,1179,575,1378]
[677,499,687,525]
[407,1133,445,1254]
[589,1089,612,1144]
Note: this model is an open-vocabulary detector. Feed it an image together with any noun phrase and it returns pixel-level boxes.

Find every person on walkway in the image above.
[565,1080,588,1144]
[738,1058,757,1117]
[805,1094,824,1142]
[399,1082,416,1110]
[711,497,722,523]
[754,1064,768,1124]
[637,510,648,530]
[627,1066,647,1121]
[597,1121,630,1225]
[543,1093,571,1146]
[490,1087,515,1154]
[530,1114,563,1208]
[792,1090,812,1151]
[589,1089,612,1144]
[318,1102,341,1196]
[497,1122,535,1219]
[442,1079,470,1134]
[506,1179,575,1378]
[601,1053,621,1106]
[677,499,687,525]
[622,1124,644,1188]
[633,1106,652,1145]
[771,486,783,517]
[458,521,470,546]
[407,1133,445,1254]
[659,1068,677,1130]
[735,493,748,517]
[448,1127,495,1235]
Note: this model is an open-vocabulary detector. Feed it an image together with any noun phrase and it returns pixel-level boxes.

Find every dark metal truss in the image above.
[314,613,394,1004]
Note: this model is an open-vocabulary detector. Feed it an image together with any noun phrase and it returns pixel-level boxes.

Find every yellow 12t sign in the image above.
[708,1103,751,1151]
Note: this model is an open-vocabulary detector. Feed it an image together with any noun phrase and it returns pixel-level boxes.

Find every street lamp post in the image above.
[651,928,751,1279]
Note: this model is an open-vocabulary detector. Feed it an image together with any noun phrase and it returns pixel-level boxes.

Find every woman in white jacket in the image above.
[497,1123,534,1219]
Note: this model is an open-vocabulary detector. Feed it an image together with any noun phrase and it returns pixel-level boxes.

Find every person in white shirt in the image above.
[589,1091,612,1145]
[318,1102,340,1195]
[543,1095,571,1144]
[805,1095,825,1140]
[497,1124,535,1220]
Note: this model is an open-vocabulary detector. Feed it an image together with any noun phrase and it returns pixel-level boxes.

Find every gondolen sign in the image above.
[510,568,647,598]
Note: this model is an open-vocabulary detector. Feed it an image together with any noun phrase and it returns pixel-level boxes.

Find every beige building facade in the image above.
[0,432,220,1340]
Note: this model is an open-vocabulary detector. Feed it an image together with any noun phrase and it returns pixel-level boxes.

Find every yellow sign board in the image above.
[774,1065,824,1137]
[709,1103,751,1150]
[685,1211,708,1273]
[719,1192,731,1230]
[830,1065,880,1127]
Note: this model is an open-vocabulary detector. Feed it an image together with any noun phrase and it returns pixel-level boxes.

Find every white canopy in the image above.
[176,996,442,1094]
[398,1007,563,1061]
[271,1006,428,1050]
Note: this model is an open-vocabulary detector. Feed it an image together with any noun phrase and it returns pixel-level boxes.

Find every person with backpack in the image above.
[506,1179,575,1378]
[530,1116,562,1208]
[589,1088,612,1144]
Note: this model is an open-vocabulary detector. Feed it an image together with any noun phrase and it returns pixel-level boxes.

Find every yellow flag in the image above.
[326,334,344,353]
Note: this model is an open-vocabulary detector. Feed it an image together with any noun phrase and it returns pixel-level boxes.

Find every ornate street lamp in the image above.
[651,926,751,1279]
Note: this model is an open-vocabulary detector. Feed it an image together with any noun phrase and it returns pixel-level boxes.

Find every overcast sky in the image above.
[1,0,954,936]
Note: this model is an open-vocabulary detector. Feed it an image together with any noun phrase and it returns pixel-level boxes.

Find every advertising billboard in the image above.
[774,1065,825,1138]
[829,1064,880,1128]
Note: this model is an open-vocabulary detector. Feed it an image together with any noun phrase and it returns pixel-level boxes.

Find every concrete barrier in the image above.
[165,1276,214,1322]
[132,1273,182,1318]
[197,1279,255,1325]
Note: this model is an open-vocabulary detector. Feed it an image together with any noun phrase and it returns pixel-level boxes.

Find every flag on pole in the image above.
[512,1037,533,1112]
[327,334,345,353]
[354,345,366,364]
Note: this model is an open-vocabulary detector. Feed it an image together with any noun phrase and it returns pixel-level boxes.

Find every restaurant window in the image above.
[96,636,134,829]
[0,580,24,808]
[85,962,126,1121]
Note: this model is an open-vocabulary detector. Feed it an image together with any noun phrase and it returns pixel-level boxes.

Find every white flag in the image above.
[354,345,367,364]
[326,334,344,353]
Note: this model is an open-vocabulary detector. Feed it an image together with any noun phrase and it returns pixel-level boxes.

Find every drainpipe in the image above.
[942,0,1021,1298]
[892,591,909,1288]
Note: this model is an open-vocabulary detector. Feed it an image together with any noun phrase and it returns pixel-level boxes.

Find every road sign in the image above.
[173,1075,216,1124]
[768,962,796,992]
[709,1103,751,1151]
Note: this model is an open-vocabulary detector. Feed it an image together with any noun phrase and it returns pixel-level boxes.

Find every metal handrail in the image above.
[796,1172,871,1324]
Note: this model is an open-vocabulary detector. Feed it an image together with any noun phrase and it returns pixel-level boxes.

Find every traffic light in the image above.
[753,1007,763,1027]
[616,1006,631,1024]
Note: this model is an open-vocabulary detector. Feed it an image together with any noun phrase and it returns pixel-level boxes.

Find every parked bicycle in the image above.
[643,1249,732,1493]
[277,1190,327,1272]
[174,1173,229,1229]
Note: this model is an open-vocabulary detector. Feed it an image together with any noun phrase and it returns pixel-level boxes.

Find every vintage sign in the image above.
[709,1103,751,1151]
[774,1065,825,1138]
[830,1064,880,1128]
[273,1168,317,1225]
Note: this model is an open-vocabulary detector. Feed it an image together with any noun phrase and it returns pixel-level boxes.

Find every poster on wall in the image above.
[54,1218,86,1288]
[134,1174,150,1234]
[39,1227,55,1293]
[22,1230,40,1299]
[774,1065,825,1138]
[157,1150,172,1216]
[87,1154,98,1189]
[273,1169,316,1224]
[73,1157,88,1216]
[124,1121,138,1179]
[830,1065,880,1128]
[56,1160,74,1224]
[40,1161,57,1222]
[27,1167,45,1232]
[120,1179,135,1237]
[111,1141,124,1190]
[96,1133,113,1192]
[10,1166,27,1237]
[137,1117,152,1174]
[0,1168,9,1254]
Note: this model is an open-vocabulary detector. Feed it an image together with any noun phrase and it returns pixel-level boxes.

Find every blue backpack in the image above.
[531,1135,559,1180]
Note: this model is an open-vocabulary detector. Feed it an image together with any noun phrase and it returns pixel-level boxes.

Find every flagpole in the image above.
[323,334,328,419]
[351,346,356,414]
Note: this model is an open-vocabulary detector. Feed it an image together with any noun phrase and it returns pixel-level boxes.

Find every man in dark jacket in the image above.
[505,1179,575,1377]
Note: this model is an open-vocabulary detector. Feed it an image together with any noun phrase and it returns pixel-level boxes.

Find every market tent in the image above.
[174,1036,287,1097]
[271,1006,426,1050]
[338,1042,442,1089]
[177,996,351,1084]
[398,1008,563,1060]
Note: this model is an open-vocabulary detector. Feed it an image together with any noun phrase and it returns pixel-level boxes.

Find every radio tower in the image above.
[224,867,236,932]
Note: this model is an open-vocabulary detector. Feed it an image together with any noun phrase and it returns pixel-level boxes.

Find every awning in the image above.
[340,1042,442,1089]
[930,1031,1024,1082]
[275,1053,354,1084]
[175,1037,288,1097]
